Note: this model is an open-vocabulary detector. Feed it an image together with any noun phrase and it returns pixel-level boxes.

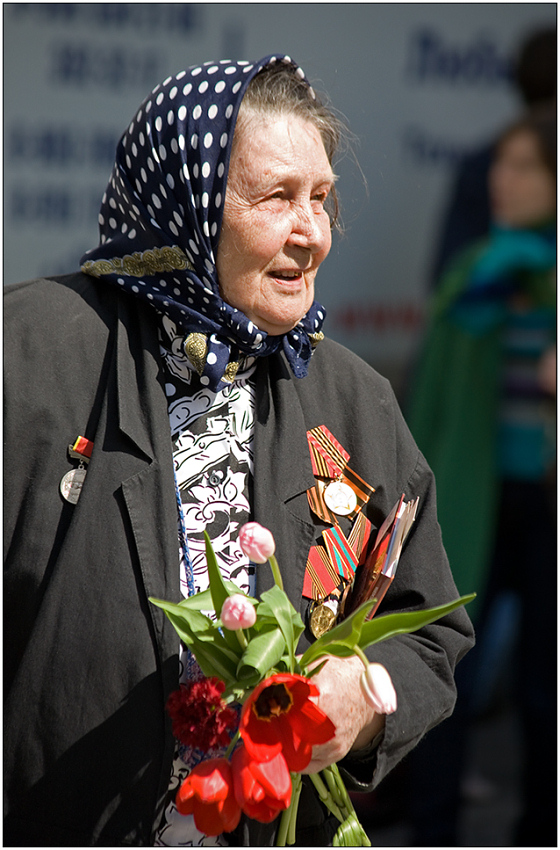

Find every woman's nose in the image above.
[287,202,329,253]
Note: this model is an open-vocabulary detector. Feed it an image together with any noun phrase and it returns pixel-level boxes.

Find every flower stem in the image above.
[287,773,303,845]
[352,644,370,671]
[322,765,346,812]
[268,554,284,591]
[324,765,371,847]
[276,772,299,847]
[224,730,240,761]
[276,807,289,847]
[234,628,248,650]
[308,773,344,821]
[328,763,353,812]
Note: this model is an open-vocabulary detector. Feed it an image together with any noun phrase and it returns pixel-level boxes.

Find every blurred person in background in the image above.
[430,26,556,286]
[406,104,556,846]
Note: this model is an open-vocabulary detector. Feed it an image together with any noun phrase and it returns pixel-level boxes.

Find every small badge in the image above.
[60,436,94,504]
[60,467,88,504]
[324,480,358,516]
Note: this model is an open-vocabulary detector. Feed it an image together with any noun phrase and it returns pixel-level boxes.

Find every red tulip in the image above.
[231,744,292,822]
[176,758,241,836]
[239,673,336,772]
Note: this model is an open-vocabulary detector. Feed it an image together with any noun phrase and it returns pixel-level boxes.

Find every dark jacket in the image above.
[4,273,474,846]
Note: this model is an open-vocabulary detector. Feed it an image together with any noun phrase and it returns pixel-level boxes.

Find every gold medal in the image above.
[324,480,357,516]
[60,467,87,504]
[309,599,338,638]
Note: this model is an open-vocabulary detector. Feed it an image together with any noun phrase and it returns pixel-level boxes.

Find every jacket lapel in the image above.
[115,300,180,653]
[252,356,316,608]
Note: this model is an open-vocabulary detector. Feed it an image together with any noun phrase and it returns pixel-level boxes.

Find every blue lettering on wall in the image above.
[8,125,119,168]
[10,184,109,227]
[401,126,473,167]
[11,187,74,224]
[50,43,160,90]
[8,4,199,35]
[407,28,512,86]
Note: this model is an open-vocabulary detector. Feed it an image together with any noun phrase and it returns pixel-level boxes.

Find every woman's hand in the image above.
[300,655,387,774]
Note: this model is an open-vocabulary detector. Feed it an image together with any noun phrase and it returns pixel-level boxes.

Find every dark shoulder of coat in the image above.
[4,273,179,846]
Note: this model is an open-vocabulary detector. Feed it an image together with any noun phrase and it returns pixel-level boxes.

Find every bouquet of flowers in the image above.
[150,523,473,846]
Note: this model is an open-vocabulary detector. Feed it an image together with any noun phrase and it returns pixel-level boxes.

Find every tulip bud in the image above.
[238,522,276,564]
[360,663,397,715]
[221,594,257,630]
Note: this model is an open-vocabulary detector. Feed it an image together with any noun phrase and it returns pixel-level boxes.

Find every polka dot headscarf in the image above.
[81,54,327,391]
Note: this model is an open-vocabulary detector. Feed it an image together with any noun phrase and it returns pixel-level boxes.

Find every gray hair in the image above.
[236,62,348,228]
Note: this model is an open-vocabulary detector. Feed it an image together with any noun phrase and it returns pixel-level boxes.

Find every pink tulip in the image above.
[238,522,276,564]
[221,595,257,630]
[360,663,397,715]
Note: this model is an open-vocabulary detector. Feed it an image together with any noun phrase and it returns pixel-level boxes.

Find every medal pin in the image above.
[60,437,93,505]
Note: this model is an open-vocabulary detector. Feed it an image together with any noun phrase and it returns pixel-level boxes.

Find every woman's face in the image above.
[216,112,334,335]
[489,129,556,229]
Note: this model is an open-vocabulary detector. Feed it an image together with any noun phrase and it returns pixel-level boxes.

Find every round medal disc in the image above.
[309,602,337,639]
[60,467,87,504]
[323,480,357,516]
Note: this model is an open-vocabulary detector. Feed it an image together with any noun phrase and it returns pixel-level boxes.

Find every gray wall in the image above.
[4,3,556,380]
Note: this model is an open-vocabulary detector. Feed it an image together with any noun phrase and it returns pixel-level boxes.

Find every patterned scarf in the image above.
[80,54,326,391]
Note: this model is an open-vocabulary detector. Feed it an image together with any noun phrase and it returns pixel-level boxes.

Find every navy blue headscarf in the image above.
[81,54,327,391]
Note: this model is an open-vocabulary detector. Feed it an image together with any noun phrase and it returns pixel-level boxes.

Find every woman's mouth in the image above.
[268,270,304,284]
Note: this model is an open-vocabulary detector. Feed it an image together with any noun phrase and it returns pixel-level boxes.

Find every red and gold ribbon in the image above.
[72,436,94,459]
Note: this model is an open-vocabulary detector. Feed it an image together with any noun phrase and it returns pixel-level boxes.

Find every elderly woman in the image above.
[4,55,473,846]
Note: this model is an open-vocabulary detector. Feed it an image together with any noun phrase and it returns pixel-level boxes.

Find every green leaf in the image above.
[175,583,256,612]
[305,658,329,678]
[150,596,214,633]
[149,596,242,683]
[186,639,240,683]
[204,531,231,618]
[236,625,287,680]
[300,594,475,667]
[175,588,215,610]
[160,609,239,681]
[200,534,252,654]
[299,600,375,668]
[358,593,476,648]
[258,586,301,670]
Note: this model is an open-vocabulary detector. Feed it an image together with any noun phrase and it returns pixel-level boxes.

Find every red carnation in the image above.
[231,744,292,822]
[239,673,336,772]
[176,757,241,835]
[166,677,238,751]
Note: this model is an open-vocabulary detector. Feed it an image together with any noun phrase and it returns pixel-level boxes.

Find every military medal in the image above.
[303,425,377,637]
[306,426,375,524]
[324,480,358,516]
[60,436,94,504]
[308,598,339,639]
[59,467,87,504]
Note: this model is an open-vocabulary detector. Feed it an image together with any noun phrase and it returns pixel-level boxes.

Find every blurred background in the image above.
[3,2,555,392]
[3,4,557,846]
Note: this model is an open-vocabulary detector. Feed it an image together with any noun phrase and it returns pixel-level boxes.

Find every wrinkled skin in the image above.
[302,655,386,774]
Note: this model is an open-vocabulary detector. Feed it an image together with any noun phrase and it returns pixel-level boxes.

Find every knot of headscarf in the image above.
[80,54,327,391]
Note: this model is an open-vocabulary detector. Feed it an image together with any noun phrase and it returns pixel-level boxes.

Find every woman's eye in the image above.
[313,188,330,203]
